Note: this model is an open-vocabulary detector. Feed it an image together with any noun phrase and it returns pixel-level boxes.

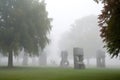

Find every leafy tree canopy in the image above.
[94,0,120,57]
[0,0,51,55]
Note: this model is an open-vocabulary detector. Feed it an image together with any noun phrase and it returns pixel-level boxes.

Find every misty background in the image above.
[45,0,120,67]
[0,0,120,68]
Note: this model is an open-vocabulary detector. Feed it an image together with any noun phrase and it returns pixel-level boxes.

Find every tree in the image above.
[0,0,51,67]
[94,0,120,57]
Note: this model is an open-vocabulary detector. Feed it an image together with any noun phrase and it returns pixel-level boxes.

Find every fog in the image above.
[45,0,103,64]
[0,0,120,68]
[44,0,120,67]
[59,15,103,58]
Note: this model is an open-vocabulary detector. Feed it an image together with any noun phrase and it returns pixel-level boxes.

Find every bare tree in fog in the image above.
[0,0,52,67]
[59,15,104,64]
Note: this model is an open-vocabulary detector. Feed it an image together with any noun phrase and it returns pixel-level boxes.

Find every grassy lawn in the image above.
[0,67,120,80]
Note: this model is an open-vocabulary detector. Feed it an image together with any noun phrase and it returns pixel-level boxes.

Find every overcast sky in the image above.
[45,0,103,62]
[45,0,102,38]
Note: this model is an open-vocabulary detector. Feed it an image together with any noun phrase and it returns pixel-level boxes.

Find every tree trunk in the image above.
[8,50,13,68]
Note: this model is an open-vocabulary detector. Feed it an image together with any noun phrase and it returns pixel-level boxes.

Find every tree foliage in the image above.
[94,0,120,57]
[0,0,51,67]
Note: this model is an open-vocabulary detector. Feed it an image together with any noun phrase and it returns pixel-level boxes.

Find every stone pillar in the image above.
[60,50,69,67]
[22,52,28,65]
[73,47,85,69]
[39,53,47,66]
[96,50,105,68]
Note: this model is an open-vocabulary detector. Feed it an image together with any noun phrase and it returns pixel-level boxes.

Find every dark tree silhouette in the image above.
[95,0,120,57]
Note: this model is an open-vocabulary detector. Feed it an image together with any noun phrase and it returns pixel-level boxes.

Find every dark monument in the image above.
[96,50,105,68]
[73,47,85,69]
[60,50,69,67]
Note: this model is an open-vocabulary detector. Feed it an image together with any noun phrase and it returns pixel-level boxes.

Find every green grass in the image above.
[0,67,120,80]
